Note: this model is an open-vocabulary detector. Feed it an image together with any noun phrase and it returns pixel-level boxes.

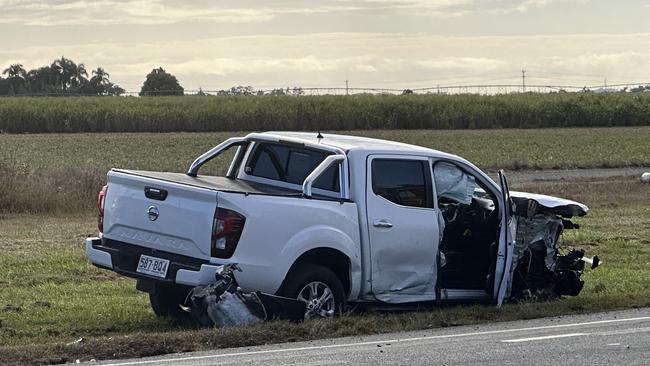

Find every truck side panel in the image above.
[215,191,362,298]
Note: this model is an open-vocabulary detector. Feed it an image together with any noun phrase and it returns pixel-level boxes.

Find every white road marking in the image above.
[501,333,588,343]
[98,315,650,366]
[607,343,621,346]
[596,326,650,336]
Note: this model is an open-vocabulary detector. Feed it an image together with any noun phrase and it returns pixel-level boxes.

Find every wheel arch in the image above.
[280,247,352,298]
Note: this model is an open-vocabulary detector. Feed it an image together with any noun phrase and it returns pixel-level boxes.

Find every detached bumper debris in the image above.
[641,172,650,183]
[185,264,306,327]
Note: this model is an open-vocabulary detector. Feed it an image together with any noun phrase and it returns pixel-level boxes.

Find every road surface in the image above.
[93,307,650,366]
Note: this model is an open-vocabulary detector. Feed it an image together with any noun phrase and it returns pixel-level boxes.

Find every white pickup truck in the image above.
[86,132,594,318]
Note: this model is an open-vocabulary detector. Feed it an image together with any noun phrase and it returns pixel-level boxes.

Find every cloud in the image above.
[335,0,590,17]
[2,32,649,91]
[415,57,507,71]
[0,0,593,26]
[0,0,361,26]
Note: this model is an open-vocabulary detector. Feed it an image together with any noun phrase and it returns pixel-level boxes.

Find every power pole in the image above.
[521,69,526,92]
[604,77,607,87]
[345,80,349,95]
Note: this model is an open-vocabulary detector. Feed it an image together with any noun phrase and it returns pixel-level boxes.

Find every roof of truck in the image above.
[260,131,454,157]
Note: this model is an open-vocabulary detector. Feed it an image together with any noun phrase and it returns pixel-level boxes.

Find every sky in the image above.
[1,0,650,92]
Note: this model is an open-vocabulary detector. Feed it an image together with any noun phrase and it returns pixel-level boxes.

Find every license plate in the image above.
[136,255,170,278]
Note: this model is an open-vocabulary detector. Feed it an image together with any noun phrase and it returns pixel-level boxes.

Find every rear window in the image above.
[372,159,432,208]
[244,142,340,192]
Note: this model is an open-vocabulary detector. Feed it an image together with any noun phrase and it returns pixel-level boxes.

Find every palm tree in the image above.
[88,67,111,94]
[51,56,77,91]
[91,67,110,84]
[2,64,27,94]
[2,64,26,79]
[71,63,88,88]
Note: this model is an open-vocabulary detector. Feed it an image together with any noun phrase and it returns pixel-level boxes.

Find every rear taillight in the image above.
[97,185,108,233]
[211,208,246,258]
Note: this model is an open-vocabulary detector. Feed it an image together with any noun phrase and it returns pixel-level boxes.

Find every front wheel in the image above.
[281,264,346,319]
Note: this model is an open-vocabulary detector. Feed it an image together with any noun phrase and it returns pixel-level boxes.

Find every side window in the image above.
[250,148,283,180]
[285,150,323,184]
[313,165,340,192]
[372,159,432,208]
[244,142,340,192]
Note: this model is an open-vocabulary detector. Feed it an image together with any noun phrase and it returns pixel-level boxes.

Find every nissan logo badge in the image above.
[147,206,159,221]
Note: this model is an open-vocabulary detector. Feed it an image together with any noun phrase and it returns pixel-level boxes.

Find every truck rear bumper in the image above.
[86,237,113,269]
[85,237,222,286]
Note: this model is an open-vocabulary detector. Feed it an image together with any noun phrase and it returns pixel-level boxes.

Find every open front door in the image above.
[494,170,517,306]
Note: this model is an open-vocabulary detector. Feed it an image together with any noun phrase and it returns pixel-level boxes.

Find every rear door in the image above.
[102,170,217,260]
[494,170,517,305]
[366,155,439,303]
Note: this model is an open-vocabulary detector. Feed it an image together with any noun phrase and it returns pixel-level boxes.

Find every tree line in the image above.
[0,57,124,96]
[0,58,309,97]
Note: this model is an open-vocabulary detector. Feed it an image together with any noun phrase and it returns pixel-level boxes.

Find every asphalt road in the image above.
[94,307,650,366]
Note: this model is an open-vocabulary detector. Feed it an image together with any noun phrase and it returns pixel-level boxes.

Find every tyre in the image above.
[280,264,346,319]
[149,285,189,319]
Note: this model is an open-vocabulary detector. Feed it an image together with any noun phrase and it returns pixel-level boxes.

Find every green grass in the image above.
[1,127,649,363]
[2,127,649,214]
[1,93,650,133]
[0,215,170,346]
[1,178,649,364]
[2,128,649,174]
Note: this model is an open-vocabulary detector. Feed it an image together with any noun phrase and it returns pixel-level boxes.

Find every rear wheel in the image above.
[281,264,346,319]
[149,286,189,319]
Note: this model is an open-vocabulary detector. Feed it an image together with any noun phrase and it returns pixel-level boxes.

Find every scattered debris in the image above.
[641,172,650,183]
[185,264,306,327]
[66,338,84,346]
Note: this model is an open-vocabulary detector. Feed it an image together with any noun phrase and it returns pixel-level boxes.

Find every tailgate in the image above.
[102,170,217,260]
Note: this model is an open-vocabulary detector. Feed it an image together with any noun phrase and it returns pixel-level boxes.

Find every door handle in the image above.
[373,219,393,228]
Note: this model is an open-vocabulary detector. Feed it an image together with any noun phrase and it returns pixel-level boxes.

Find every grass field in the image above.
[1,177,649,365]
[1,93,650,133]
[1,127,649,364]
[2,127,649,214]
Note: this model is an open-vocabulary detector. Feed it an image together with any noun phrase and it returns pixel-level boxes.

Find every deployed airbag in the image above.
[434,162,476,205]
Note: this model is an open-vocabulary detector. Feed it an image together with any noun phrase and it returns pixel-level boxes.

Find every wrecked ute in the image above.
[85,132,600,320]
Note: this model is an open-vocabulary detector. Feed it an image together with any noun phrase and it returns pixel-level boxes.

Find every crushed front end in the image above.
[509,192,600,300]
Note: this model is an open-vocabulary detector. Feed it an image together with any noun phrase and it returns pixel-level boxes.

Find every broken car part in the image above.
[185,264,306,327]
